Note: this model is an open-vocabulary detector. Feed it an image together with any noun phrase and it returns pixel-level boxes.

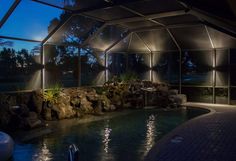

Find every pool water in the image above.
[12,108,207,161]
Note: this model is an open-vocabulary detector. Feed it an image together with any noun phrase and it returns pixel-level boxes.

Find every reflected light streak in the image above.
[93,52,105,67]
[33,142,52,161]
[145,32,158,51]
[216,58,221,67]
[142,30,165,51]
[94,43,111,51]
[102,121,112,153]
[152,71,161,83]
[152,53,160,67]
[93,71,106,85]
[33,55,41,64]
[192,38,212,49]
[215,71,224,85]
[143,54,151,68]
[27,70,41,90]
[142,71,152,81]
[144,114,156,155]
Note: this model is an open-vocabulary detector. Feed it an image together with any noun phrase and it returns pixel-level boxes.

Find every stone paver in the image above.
[145,103,236,161]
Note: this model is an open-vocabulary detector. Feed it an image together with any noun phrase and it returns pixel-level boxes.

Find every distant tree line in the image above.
[0,45,42,82]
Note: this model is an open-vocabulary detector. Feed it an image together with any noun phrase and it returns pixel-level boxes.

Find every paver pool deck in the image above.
[145,102,236,161]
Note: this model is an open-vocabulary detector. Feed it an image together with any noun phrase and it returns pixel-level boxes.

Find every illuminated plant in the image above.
[43,83,61,104]
[120,71,138,83]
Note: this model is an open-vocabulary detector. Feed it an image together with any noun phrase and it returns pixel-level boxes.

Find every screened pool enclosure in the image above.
[1,0,236,104]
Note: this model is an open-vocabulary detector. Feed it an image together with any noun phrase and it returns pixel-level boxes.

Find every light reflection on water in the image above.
[13,109,207,161]
[32,142,52,161]
[102,120,112,153]
[144,114,157,155]
[99,120,114,161]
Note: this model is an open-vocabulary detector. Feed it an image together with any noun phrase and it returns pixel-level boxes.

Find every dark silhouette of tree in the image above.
[45,10,105,86]
[0,48,17,83]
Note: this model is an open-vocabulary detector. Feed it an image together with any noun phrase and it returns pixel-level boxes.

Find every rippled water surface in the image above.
[13,108,207,161]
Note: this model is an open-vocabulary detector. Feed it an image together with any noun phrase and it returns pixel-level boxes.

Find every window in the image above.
[0,39,41,91]
[108,53,127,79]
[80,49,105,86]
[44,44,78,88]
[128,53,150,80]
[48,15,102,45]
[215,88,228,104]
[216,49,228,87]
[182,50,213,86]
[89,25,127,51]
[182,87,213,103]
[153,52,180,85]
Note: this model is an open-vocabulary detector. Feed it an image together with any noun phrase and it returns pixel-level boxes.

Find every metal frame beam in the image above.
[132,22,201,32]
[105,51,108,82]
[205,25,215,49]
[120,6,182,52]
[79,13,106,23]
[41,45,45,90]
[135,32,152,53]
[127,32,133,51]
[120,6,182,50]
[0,0,21,28]
[80,23,107,47]
[202,21,236,39]
[212,49,216,103]
[177,0,236,38]
[119,5,164,26]
[0,35,41,43]
[105,31,131,53]
[31,0,73,12]
[228,49,231,105]
[106,8,186,25]
[120,5,184,92]
[72,2,132,15]
[42,14,74,45]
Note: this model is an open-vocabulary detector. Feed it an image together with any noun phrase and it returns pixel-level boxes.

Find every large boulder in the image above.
[79,96,93,114]
[0,104,11,129]
[43,108,52,121]
[24,112,42,129]
[8,104,30,129]
[93,100,104,115]
[31,90,44,114]
[51,92,76,120]
[70,98,80,108]
[16,93,31,105]
[99,94,115,111]
[168,89,178,95]
[169,94,187,107]
[6,95,17,106]
[0,94,9,105]
[52,103,76,120]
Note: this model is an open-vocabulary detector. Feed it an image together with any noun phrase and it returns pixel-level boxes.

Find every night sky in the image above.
[0,0,63,51]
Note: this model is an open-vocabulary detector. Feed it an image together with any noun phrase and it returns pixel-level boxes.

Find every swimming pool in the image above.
[12,108,208,161]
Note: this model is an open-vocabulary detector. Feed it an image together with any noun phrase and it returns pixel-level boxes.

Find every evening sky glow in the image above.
[0,0,63,51]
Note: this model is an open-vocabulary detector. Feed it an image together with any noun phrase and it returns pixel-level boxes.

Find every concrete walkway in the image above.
[145,102,236,161]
